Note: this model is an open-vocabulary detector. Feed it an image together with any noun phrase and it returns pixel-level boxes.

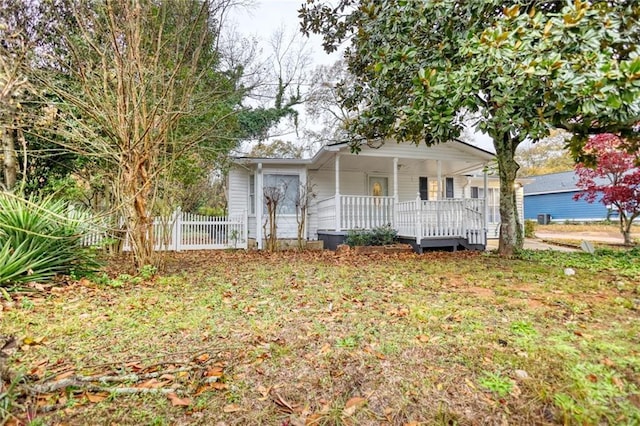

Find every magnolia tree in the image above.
[574,134,640,245]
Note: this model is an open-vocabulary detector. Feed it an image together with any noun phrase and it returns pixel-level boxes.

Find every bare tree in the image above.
[35,0,243,269]
[295,180,316,250]
[0,2,33,191]
[263,183,286,252]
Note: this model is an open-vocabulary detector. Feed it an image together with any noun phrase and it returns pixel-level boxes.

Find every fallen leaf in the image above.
[137,378,164,389]
[404,422,420,426]
[167,393,191,407]
[196,353,211,363]
[86,392,108,403]
[159,374,175,381]
[272,393,298,413]
[602,357,616,367]
[54,371,75,381]
[586,374,598,383]
[223,403,242,413]
[612,376,625,390]
[305,413,323,425]
[415,334,429,343]
[126,362,144,372]
[343,397,367,416]
[206,366,224,377]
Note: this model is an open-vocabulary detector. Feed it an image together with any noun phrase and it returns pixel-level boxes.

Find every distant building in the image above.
[523,171,617,223]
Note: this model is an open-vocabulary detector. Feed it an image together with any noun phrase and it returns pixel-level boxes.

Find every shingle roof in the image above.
[524,170,612,195]
[523,171,578,195]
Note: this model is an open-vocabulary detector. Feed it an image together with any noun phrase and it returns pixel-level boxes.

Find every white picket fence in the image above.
[84,210,248,251]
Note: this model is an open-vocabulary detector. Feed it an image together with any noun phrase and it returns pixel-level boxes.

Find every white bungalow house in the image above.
[228,140,525,252]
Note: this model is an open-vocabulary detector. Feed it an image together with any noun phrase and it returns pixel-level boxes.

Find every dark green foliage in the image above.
[0,194,100,288]
[345,225,398,247]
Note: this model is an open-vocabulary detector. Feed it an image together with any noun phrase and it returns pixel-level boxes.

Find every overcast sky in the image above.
[226,0,495,153]
[227,0,338,66]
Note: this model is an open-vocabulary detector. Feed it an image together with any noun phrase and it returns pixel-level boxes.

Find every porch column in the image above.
[335,154,341,231]
[436,160,442,199]
[483,166,489,233]
[256,163,263,249]
[393,157,398,228]
[436,159,442,230]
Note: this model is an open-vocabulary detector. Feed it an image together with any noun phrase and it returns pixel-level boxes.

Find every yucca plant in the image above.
[0,193,100,287]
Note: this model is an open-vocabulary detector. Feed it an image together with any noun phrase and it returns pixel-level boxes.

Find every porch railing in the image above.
[318,194,486,246]
[341,195,394,230]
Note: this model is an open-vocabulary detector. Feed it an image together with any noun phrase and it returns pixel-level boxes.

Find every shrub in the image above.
[345,225,398,247]
[0,194,101,288]
[524,219,536,238]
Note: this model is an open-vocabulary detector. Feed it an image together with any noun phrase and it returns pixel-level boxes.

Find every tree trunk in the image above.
[2,125,17,191]
[620,212,636,245]
[122,154,154,270]
[493,132,523,256]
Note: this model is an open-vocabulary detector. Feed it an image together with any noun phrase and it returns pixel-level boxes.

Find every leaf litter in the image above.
[1,249,639,424]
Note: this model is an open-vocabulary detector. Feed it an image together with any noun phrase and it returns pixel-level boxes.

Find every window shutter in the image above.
[419,177,428,200]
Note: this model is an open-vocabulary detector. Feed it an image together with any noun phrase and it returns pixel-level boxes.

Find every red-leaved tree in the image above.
[574,134,640,245]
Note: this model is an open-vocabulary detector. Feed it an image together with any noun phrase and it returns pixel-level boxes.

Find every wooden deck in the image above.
[316,195,486,250]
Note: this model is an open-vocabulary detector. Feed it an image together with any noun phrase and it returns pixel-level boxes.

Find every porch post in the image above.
[436,160,442,199]
[415,193,422,244]
[483,166,489,234]
[436,159,442,231]
[256,163,263,249]
[335,154,341,231]
[393,157,398,228]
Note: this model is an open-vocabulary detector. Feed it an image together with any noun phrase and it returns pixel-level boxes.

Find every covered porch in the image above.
[311,143,493,251]
[316,195,486,251]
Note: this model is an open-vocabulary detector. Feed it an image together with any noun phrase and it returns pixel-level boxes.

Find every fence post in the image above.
[243,209,248,249]
[415,193,422,244]
[174,208,182,252]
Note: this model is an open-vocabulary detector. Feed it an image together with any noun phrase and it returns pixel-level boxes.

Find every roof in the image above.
[233,139,495,169]
[524,171,613,196]
[524,171,579,195]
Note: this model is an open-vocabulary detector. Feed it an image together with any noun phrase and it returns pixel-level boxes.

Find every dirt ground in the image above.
[535,223,640,244]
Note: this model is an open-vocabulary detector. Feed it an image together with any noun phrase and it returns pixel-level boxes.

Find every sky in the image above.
[226,0,496,154]
[227,0,339,66]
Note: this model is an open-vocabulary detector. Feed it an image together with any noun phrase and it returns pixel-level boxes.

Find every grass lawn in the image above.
[2,249,640,425]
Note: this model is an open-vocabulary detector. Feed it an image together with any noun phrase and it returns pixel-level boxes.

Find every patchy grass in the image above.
[2,249,640,425]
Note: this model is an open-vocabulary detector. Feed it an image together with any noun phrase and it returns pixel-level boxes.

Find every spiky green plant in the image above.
[0,193,100,287]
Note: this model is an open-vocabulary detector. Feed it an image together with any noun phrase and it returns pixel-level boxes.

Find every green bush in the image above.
[524,219,536,238]
[345,225,398,247]
[0,193,100,288]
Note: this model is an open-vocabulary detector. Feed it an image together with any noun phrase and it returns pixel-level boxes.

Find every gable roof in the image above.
[524,170,614,196]
[233,139,495,169]
[524,171,578,195]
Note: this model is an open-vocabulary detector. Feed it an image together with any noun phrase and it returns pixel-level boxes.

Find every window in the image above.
[263,174,300,215]
[429,180,439,200]
[249,174,255,215]
[419,177,428,200]
[369,176,388,196]
[445,177,454,198]
[471,186,479,199]
[474,187,500,223]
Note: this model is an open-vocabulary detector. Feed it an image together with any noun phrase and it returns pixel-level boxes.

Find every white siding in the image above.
[228,167,249,217]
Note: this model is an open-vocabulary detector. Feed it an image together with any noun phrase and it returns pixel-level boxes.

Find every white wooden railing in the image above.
[319,194,486,247]
[340,195,394,230]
